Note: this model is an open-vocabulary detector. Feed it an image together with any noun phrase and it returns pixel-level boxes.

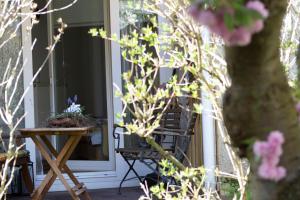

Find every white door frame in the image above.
[22,6,37,179]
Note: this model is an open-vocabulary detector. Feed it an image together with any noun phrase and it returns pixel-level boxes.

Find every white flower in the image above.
[64,103,82,113]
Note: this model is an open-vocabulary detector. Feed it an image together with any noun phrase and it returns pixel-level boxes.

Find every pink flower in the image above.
[296,102,300,113]
[196,10,218,28]
[210,16,230,38]
[226,27,252,46]
[268,131,284,146]
[188,1,269,46]
[266,156,280,167]
[253,131,286,182]
[249,20,264,33]
[187,5,200,19]
[253,131,283,158]
[258,164,286,182]
[276,167,287,181]
[246,1,269,18]
[253,141,269,157]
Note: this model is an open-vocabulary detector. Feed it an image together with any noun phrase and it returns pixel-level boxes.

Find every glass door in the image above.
[32,0,115,174]
[51,0,114,172]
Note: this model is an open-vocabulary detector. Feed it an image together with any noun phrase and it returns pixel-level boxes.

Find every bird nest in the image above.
[47,113,95,128]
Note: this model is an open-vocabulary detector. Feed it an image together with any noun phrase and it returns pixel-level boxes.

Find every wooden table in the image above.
[19,127,94,200]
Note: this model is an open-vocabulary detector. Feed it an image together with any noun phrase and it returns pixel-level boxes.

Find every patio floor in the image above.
[9,187,143,200]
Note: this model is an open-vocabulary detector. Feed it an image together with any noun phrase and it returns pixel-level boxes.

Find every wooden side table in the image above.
[19,127,94,200]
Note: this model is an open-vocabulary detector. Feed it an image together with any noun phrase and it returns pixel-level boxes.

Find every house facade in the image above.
[16,0,225,191]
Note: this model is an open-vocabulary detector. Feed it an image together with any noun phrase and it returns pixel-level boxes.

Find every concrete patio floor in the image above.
[9,187,143,200]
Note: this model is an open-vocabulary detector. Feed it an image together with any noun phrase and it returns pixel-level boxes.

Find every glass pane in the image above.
[32,0,52,175]
[32,0,109,174]
[119,0,158,148]
[52,0,109,162]
[120,0,142,148]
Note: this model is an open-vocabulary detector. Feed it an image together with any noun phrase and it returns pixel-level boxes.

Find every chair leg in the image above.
[118,159,136,194]
[119,154,145,194]
[19,167,23,195]
[124,159,143,183]
[30,162,35,189]
[140,159,160,175]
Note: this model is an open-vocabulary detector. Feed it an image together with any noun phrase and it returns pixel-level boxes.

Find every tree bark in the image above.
[223,1,300,199]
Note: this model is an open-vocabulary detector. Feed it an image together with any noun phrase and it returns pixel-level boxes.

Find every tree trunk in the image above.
[223,1,300,199]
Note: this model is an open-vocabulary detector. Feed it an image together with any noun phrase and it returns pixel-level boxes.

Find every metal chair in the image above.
[113,101,198,193]
[0,150,34,195]
[0,135,34,195]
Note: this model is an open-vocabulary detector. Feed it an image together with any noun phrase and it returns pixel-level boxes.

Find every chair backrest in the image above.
[159,105,181,130]
[175,113,198,163]
[159,98,198,163]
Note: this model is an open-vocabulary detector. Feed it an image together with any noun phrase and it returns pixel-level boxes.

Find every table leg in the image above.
[43,136,82,199]
[40,135,92,200]
[40,136,79,182]
[31,135,81,200]
[31,136,79,200]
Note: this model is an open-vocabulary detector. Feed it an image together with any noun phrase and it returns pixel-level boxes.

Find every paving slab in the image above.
[8,187,143,200]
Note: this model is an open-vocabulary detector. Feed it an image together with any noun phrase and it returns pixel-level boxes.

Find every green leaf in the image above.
[224,13,234,31]
[88,28,98,37]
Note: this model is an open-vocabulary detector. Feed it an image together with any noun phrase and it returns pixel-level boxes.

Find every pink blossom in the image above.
[268,131,284,146]
[196,10,218,28]
[253,141,269,157]
[249,20,264,33]
[245,1,269,36]
[253,131,283,163]
[296,102,300,113]
[188,1,269,46]
[225,27,252,46]
[209,15,230,38]
[246,1,269,18]
[276,167,287,180]
[258,164,286,182]
[187,5,200,19]
[253,131,286,182]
